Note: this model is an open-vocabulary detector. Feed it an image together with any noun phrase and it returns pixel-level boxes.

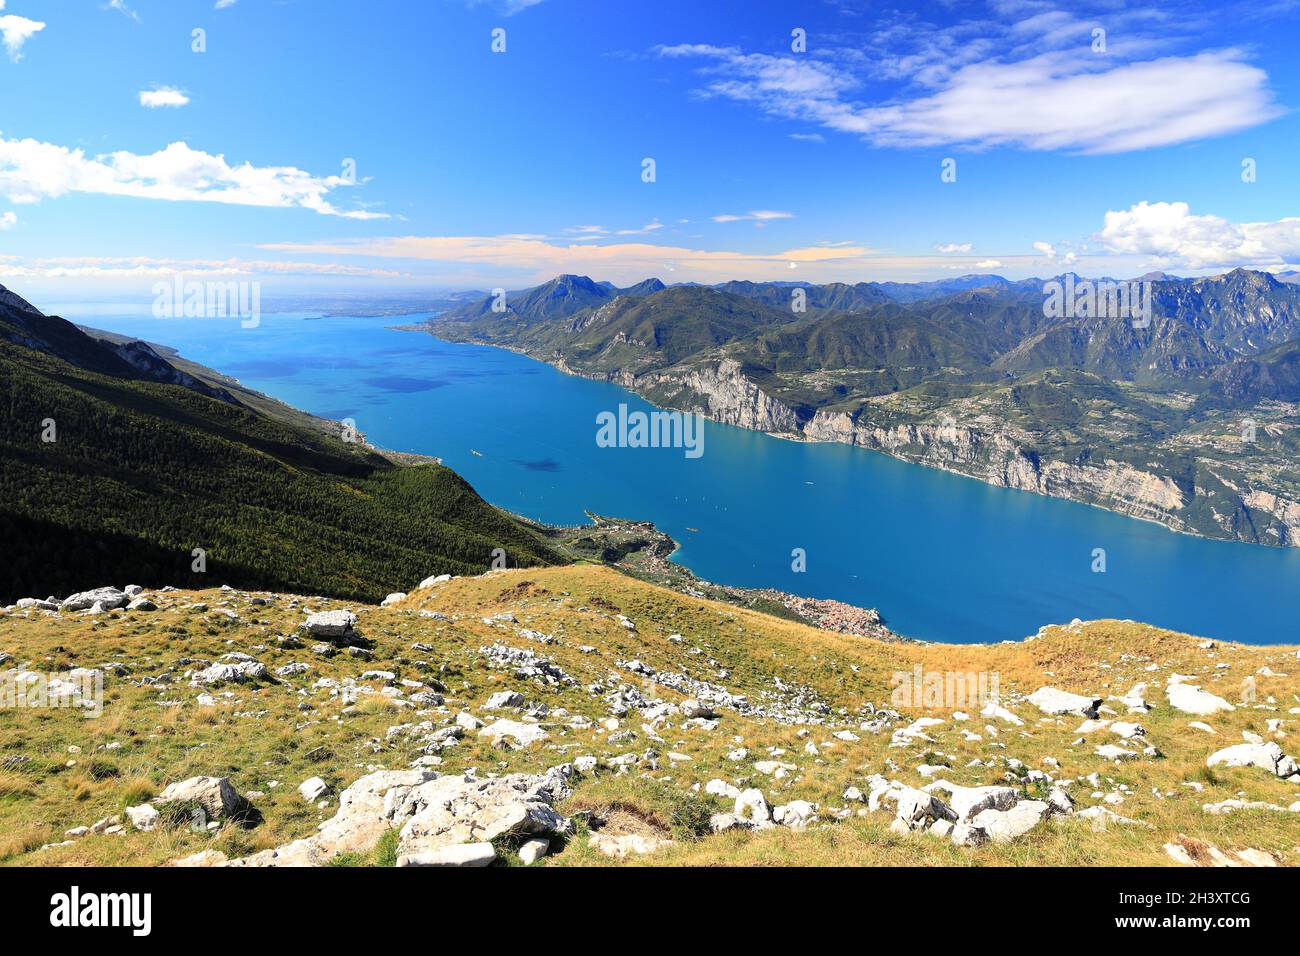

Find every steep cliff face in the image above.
[602,357,1300,547]
[644,359,802,433]
[804,412,1189,530]
[1243,490,1300,546]
[538,346,1300,548]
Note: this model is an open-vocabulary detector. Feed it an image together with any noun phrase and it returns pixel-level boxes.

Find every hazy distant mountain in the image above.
[875,274,1013,303]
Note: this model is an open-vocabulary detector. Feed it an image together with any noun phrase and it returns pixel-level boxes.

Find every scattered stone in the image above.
[1206,742,1300,782]
[156,776,251,822]
[125,804,159,832]
[1028,687,1102,718]
[478,719,547,748]
[970,800,1050,843]
[61,587,128,611]
[301,610,358,641]
[484,690,525,710]
[518,838,549,865]
[299,777,331,803]
[397,843,496,867]
[1167,678,1235,716]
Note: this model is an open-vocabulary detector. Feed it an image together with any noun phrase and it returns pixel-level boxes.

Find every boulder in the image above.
[299,777,331,802]
[517,838,549,865]
[193,661,267,686]
[734,788,772,826]
[773,800,817,828]
[680,698,718,720]
[1207,742,1300,781]
[478,719,548,748]
[396,843,496,867]
[484,690,525,710]
[951,822,989,847]
[227,766,571,867]
[380,593,407,607]
[970,800,1050,843]
[1028,687,1102,718]
[156,776,251,821]
[301,610,358,641]
[61,587,128,611]
[125,804,160,832]
[889,786,957,831]
[923,781,1020,822]
[1167,679,1235,716]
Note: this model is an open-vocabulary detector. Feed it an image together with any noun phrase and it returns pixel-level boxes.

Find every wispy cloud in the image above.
[138,87,190,109]
[934,242,972,253]
[0,254,404,280]
[462,0,546,15]
[658,4,1281,153]
[0,210,15,229]
[712,210,794,224]
[258,233,872,286]
[0,135,388,219]
[107,0,140,23]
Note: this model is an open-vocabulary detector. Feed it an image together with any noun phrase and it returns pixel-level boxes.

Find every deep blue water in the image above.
[82,311,1300,645]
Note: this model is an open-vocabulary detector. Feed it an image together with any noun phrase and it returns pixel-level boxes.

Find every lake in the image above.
[81,310,1300,645]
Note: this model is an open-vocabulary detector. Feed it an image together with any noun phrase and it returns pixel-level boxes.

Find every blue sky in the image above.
[1,0,1299,301]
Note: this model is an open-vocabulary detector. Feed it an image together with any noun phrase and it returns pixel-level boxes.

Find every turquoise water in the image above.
[86,311,1300,645]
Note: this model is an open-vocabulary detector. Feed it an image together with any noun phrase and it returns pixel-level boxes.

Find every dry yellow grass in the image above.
[2,564,1298,867]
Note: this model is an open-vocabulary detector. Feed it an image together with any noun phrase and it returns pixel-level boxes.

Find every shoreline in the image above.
[410,327,1292,554]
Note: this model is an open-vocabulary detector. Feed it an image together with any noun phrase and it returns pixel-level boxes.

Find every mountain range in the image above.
[429,270,1300,547]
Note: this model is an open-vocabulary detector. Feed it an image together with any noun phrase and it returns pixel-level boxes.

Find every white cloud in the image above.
[0,10,45,62]
[1098,200,1300,270]
[0,135,388,219]
[139,87,190,109]
[975,259,1004,268]
[0,210,15,229]
[789,132,825,143]
[935,242,972,253]
[107,0,140,22]
[712,210,794,224]
[1033,241,1057,258]
[215,0,238,8]
[659,6,1281,154]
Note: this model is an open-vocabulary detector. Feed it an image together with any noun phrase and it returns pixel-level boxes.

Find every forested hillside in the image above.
[0,287,561,603]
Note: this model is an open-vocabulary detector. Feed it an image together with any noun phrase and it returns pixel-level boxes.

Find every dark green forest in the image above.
[0,326,561,604]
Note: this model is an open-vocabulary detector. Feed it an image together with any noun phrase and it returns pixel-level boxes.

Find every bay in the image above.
[83,310,1300,645]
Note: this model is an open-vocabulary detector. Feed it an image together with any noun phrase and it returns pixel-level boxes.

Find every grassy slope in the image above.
[3,564,1297,867]
[0,336,561,604]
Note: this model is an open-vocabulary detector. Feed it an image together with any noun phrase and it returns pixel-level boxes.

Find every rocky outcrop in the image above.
[1243,490,1300,547]
[804,413,1188,531]
[218,765,574,868]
